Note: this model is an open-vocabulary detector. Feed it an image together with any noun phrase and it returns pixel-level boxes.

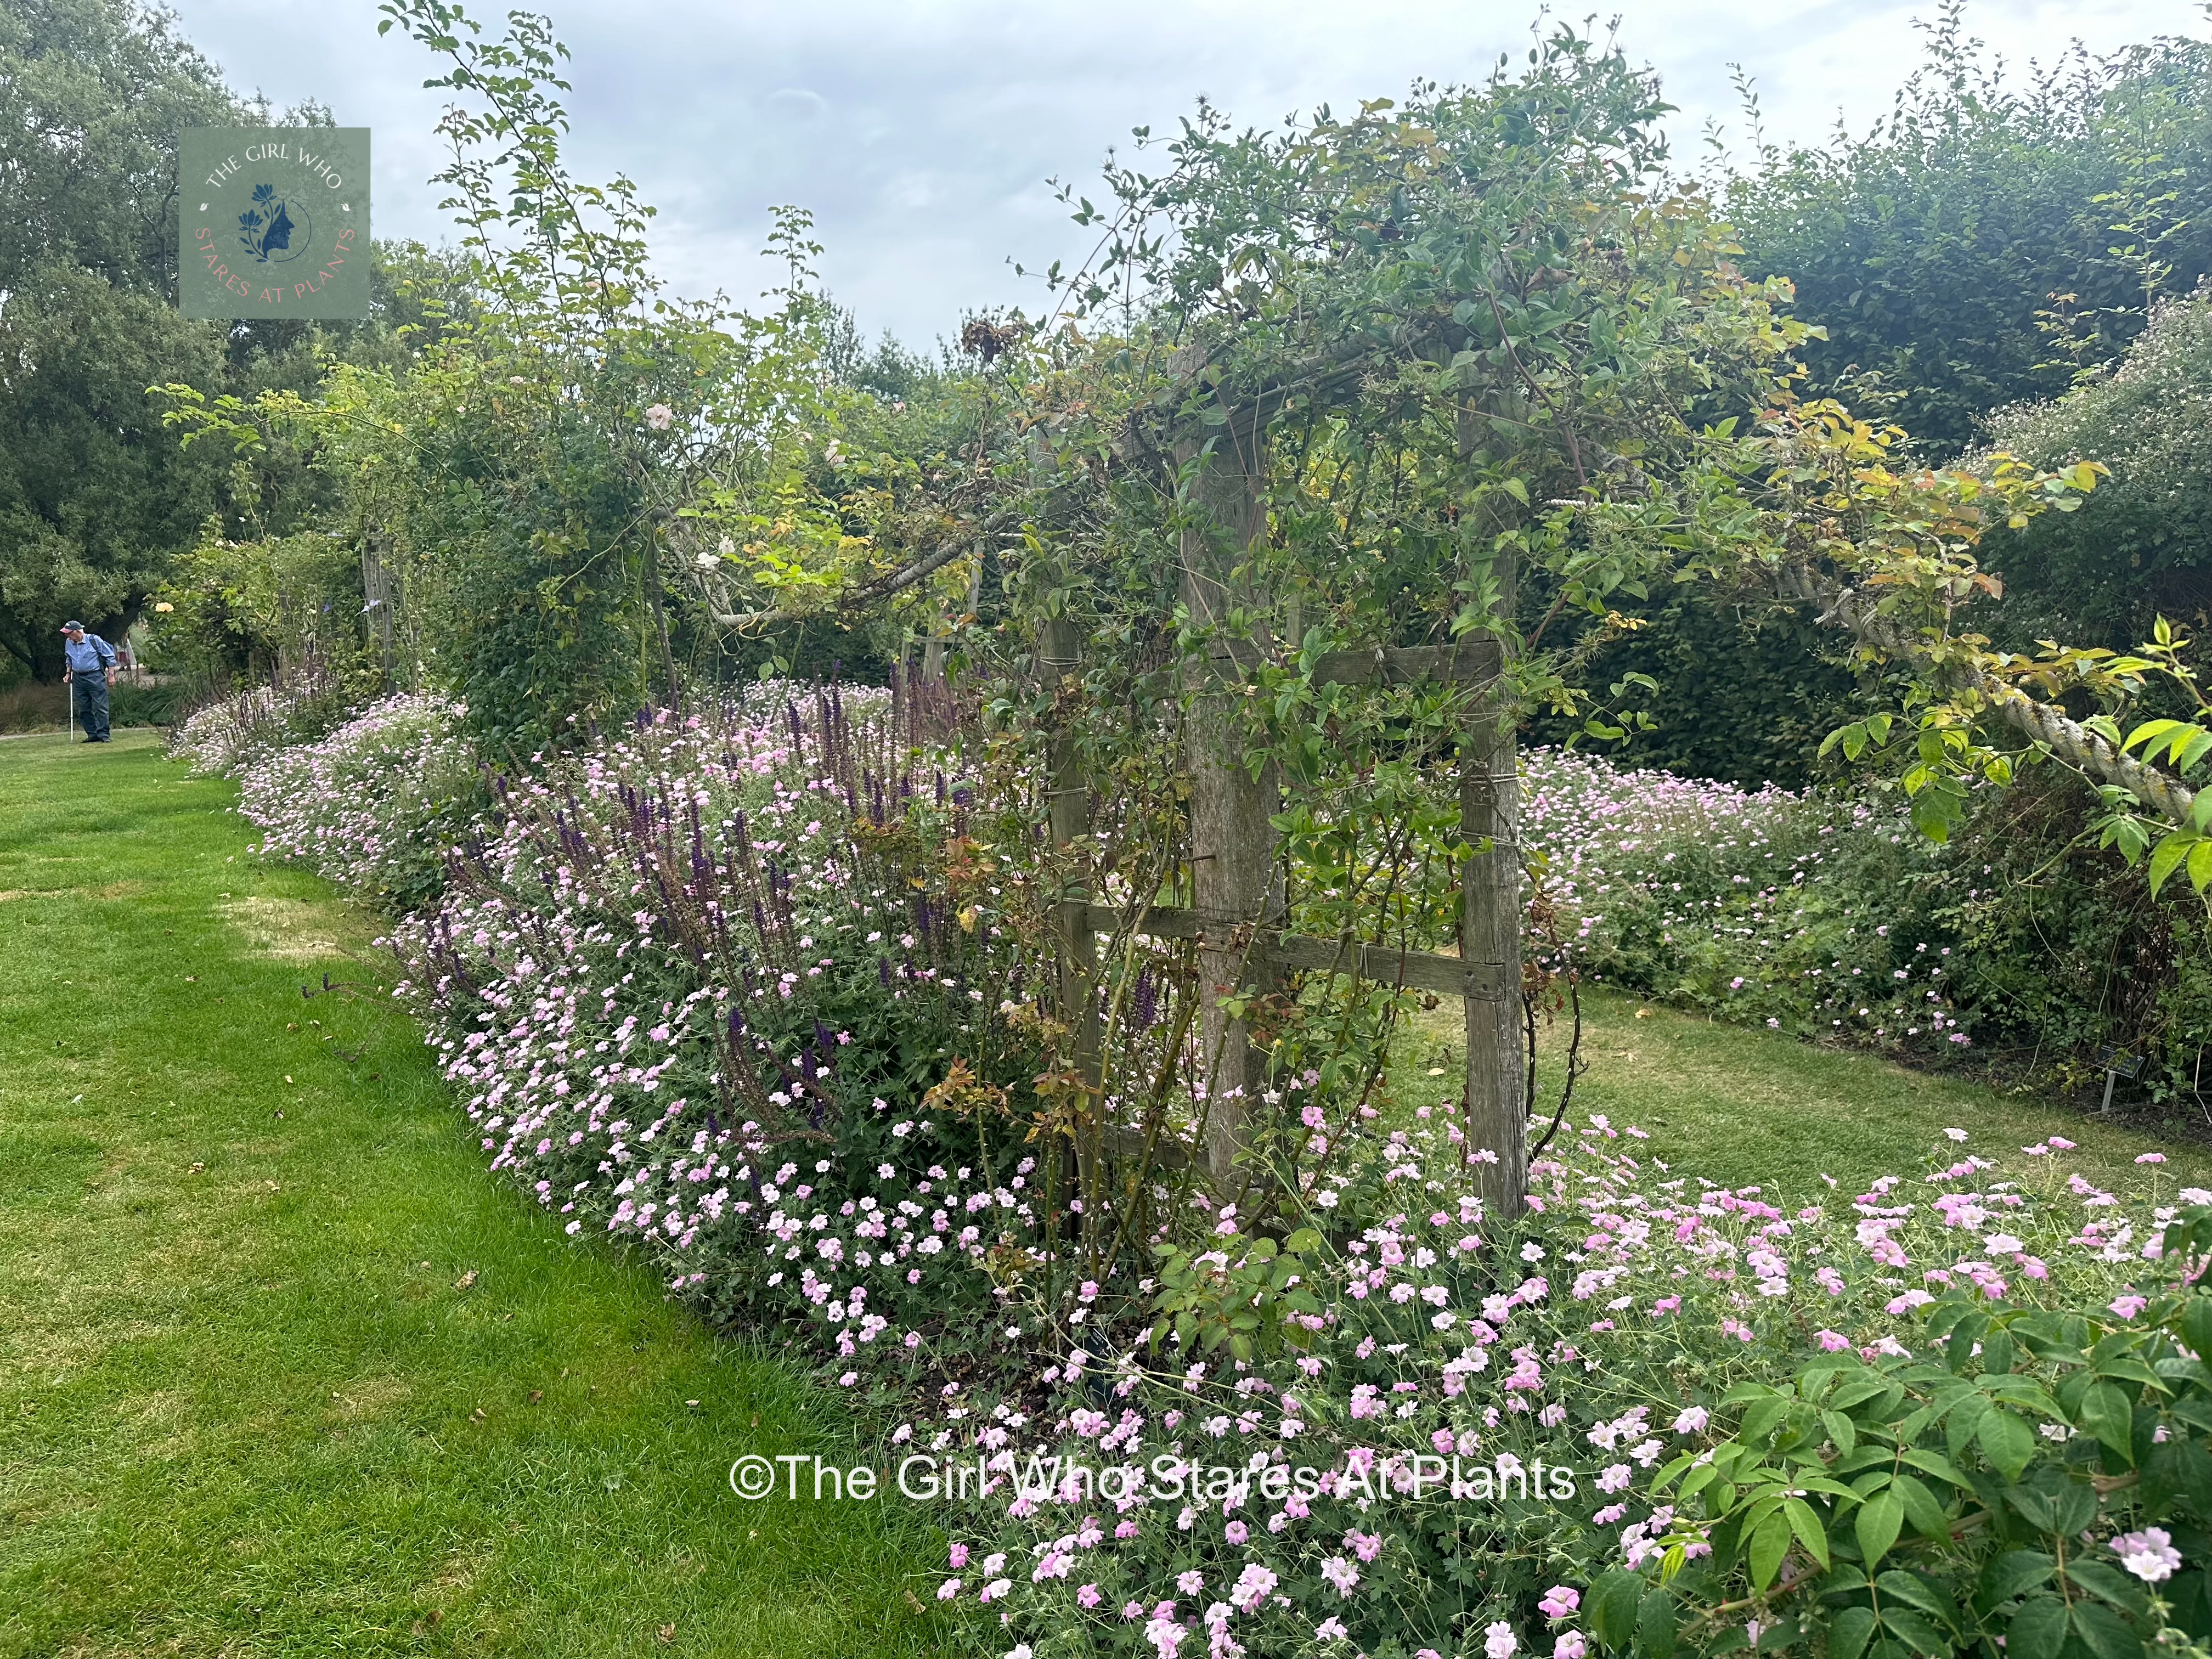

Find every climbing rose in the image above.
[2113,1527,2183,1583]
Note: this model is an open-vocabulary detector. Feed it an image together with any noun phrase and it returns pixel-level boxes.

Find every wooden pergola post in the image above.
[1459,554,1526,1220]
[1038,614,1100,1098]
[1175,420,1282,1188]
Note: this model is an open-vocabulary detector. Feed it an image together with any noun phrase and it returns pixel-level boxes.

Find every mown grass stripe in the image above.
[0,731,950,1658]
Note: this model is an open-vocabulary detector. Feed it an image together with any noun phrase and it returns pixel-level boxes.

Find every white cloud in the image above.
[171,0,2208,345]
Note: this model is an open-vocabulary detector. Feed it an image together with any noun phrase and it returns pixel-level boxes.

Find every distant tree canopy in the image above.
[1556,9,2212,783]
[1978,292,2212,649]
[16,0,2212,800]
[0,0,452,683]
[1727,3,2212,457]
[0,0,247,678]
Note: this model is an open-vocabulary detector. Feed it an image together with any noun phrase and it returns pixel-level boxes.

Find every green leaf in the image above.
[1878,1606,1953,1655]
[1900,1450,1972,1489]
[1988,1379,2066,1419]
[1749,1514,1791,1589]
[1891,1472,1949,1541]
[2179,1295,2212,1361]
[1739,1398,1789,1446]
[1797,1365,1843,1403]
[1855,1490,1904,1570]
[1948,1314,1990,1374]
[2165,1434,2212,1511]
[2069,1600,2147,1659]
[1977,1406,2035,1481]
[2049,1477,2098,1537]
[1637,1588,1678,1659]
[2006,1485,2062,1534]
[1980,1551,2056,1605]
[2067,1559,2151,1614]
[1830,1606,1878,1659]
[2078,1382,2137,1463]
[1590,1570,1643,1651]
[1784,1497,1831,1568]
[2092,1357,2166,1391]
[1824,1410,1859,1458]
[2148,832,2193,898]
[1742,1492,1788,1538]
[2007,1596,2070,1659]
[1927,1305,1976,1342]
[2123,718,2186,756]
[1878,1569,1959,1628]
[1651,1452,1699,1492]
[1946,1393,1988,1463]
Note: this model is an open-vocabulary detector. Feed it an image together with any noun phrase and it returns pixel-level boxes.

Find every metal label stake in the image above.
[2097,1045,2142,1113]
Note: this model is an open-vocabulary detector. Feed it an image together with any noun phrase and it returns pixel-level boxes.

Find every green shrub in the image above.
[1530,750,2212,1098]
[1980,296,2212,652]
[106,680,183,727]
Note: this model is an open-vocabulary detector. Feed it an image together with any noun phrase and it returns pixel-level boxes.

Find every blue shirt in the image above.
[63,634,115,674]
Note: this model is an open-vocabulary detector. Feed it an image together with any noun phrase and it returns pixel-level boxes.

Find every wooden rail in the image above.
[1078,904,1511,1001]
[1212,639,1502,689]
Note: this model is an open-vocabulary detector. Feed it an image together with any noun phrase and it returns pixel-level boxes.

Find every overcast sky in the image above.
[168,0,2207,348]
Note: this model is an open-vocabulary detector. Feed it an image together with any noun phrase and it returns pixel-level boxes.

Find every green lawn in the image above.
[0,731,952,1657]
[1411,989,2212,1197]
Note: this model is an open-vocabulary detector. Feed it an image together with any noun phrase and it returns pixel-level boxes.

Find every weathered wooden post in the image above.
[1039,613,1101,1104]
[1459,554,1526,1220]
[1175,411,1282,1187]
[921,556,986,682]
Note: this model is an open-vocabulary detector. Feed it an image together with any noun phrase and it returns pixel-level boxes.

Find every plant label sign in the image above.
[179,128,370,319]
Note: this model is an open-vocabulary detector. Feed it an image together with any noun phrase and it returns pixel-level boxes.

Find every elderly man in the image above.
[59,621,118,743]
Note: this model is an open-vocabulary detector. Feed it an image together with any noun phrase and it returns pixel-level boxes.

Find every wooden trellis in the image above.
[1040,417,1532,1220]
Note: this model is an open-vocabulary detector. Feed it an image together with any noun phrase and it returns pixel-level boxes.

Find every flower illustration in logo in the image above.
[238,183,312,264]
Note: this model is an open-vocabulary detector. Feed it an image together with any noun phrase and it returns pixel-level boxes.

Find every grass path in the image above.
[0,732,950,1657]
[1412,990,2212,1195]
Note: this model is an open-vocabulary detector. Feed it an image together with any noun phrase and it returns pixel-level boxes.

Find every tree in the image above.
[0,0,444,682]
[1726,1,2212,456]
[155,0,874,743]
[0,0,253,676]
[1977,292,2212,650]
[713,34,1825,1218]
[723,31,2212,1216]
[1558,7,2212,782]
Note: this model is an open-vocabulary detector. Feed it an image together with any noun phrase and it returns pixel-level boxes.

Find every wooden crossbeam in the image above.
[1102,1124,1195,1170]
[1079,904,1512,1001]
[1212,639,1501,689]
